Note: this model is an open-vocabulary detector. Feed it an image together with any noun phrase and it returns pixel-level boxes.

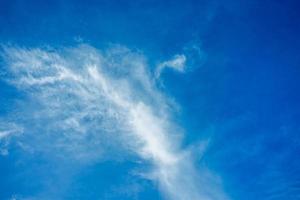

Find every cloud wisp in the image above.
[155,54,186,78]
[0,122,23,156]
[1,44,228,200]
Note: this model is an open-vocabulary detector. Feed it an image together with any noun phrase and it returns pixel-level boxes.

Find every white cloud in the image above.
[1,44,228,200]
[0,122,23,155]
[0,130,11,140]
[155,54,186,78]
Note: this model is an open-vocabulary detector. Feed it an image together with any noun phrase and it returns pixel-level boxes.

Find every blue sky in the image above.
[0,0,300,200]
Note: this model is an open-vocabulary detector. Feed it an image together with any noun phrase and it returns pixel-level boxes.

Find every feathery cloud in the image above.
[1,44,228,200]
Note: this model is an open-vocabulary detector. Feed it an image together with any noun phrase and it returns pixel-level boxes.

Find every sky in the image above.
[0,0,300,200]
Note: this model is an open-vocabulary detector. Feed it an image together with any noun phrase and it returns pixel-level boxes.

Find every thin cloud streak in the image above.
[155,54,186,78]
[1,44,228,200]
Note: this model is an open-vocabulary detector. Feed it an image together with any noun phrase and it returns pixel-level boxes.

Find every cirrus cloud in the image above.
[1,44,229,200]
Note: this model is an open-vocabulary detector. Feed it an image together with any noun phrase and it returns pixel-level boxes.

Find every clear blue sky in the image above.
[0,0,299,200]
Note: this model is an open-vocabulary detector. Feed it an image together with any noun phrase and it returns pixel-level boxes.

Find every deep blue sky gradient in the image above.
[0,0,300,199]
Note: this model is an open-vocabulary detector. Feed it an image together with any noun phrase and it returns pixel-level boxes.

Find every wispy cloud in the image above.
[0,122,23,155]
[1,44,228,200]
[155,54,186,78]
